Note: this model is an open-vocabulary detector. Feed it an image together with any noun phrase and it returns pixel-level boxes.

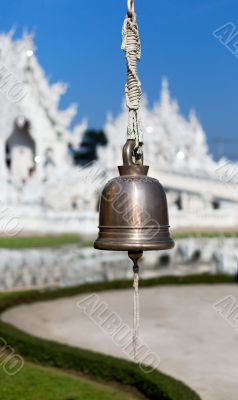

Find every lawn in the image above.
[0,278,207,400]
[173,231,238,239]
[0,235,91,249]
[0,358,138,400]
[0,231,237,249]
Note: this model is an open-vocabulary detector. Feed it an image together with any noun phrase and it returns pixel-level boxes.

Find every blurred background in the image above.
[1,2,238,400]
[0,0,237,287]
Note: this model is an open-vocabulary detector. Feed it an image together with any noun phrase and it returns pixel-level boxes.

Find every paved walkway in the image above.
[3,285,238,400]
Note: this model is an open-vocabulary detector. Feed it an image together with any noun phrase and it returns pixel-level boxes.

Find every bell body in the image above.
[94,140,174,252]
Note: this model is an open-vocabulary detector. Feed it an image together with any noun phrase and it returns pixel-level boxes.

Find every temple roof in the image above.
[0,30,86,144]
[103,78,215,176]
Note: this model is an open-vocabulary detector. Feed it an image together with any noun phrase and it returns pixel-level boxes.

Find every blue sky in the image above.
[1,0,238,159]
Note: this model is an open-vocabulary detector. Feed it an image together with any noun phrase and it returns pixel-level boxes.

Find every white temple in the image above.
[102,78,216,176]
[101,79,238,217]
[0,32,87,181]
[0,31,97,233]
[0,31,237,236]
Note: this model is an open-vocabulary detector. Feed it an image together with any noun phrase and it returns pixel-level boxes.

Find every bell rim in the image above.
[94,239,175,252]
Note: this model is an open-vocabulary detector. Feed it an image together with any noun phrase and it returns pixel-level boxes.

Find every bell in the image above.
[94,140,174,253]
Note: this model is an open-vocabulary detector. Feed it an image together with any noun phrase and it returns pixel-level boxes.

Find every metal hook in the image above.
[122,140,143,167]
[127,0,135,18]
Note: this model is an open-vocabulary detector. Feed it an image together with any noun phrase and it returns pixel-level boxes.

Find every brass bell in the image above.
[94,140,174,254]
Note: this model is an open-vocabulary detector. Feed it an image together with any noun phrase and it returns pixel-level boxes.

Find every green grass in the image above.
[0,235,91,249]
[0,359,138,400]
[173,231,238,239]
[1,274,233,399]
[0,231,237,249]
[0,273,235,315]
[0,319,200,400]
[2,276,233,400]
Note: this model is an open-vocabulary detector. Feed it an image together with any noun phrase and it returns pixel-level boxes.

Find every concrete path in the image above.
[2,285,238,400]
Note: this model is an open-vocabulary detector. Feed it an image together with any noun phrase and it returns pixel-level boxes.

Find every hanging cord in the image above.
[129,251,142,362]
[122,0,143,159]
[133,265,139,361]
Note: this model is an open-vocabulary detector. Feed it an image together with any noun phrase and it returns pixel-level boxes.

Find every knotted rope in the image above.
[122,1,143,158]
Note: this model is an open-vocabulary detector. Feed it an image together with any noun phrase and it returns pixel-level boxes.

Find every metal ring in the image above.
[127,0,135,17]
[122,140,143,166]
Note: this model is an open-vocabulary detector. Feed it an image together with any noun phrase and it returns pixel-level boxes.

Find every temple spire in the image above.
[161,77,170,106]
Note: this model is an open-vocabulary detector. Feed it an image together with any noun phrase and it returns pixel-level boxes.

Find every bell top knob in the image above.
[118,140,149,177]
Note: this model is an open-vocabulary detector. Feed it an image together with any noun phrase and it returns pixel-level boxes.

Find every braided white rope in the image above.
[127,0,135,17]
[133,271,140,361]
[123,1,142,363]
[122,10,143,156]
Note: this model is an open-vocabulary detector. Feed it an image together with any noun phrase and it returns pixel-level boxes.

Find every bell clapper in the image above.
[128,251,143,362]
[128,251,143,274]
